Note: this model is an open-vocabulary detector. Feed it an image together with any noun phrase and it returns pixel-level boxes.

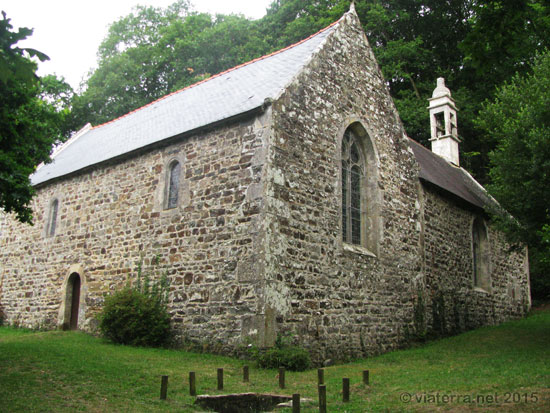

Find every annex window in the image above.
[46,199,59,237]
[165,160,181,209]
[340,122,380,254]
[472,217,491,291]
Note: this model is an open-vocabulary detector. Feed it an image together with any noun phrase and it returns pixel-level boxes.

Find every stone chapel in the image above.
[0,6,530,362]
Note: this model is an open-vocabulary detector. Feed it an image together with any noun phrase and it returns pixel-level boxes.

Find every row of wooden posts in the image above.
[159,366,371,412]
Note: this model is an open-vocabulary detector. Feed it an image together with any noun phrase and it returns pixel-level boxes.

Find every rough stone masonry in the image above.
[0,6,530,363]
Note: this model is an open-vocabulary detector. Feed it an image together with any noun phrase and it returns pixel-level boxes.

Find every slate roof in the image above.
[31,20,340,186]
[408,138,497,211]
[31,10,493,213]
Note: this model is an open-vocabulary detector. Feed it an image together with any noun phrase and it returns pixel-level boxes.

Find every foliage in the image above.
[253,333,311,371]
[1,309,550,411]
[260,0,347,48]
[0,12,66,223]
[458,0,550,178]
[98,288,171,347]
[71,0,270,127]
[476,51,550,299]
[460,0,550,95]
[98,256,171,347]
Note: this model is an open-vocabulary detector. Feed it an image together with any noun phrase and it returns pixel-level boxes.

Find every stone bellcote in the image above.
[428,78,460,165]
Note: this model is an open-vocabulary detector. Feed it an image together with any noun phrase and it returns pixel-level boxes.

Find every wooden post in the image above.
[160,375,168,400]
[343,377,350,402]
[243,365,249,382]
[318,385,327,413]
[189,371,196,396]
[292,393,300,413]
[363,370,370,385]
[279,367,285,389]
[317,368,324,385]
[217,368,224,390]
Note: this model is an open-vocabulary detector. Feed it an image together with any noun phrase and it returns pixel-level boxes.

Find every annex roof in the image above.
[31,19,340,186]
[408,138,497,211]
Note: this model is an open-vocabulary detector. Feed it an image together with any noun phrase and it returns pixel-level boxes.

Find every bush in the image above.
[255,335,311,371]
[257,345,311,371]
[99,287,171,347]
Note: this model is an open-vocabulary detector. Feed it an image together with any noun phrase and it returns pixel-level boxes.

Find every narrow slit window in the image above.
[166,161,181,209]
[47,199,59,237]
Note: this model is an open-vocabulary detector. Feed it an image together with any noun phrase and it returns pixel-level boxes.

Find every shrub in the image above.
[99,287,171,347]
[257,345,311,371]
[98,255,172,347]
[255,334,311,371]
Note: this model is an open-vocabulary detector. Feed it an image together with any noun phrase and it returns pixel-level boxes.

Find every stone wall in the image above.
[264,11,424,362]
[263,11,529,363]
[420,185,530,337]
[0,113,272,351]
[0,9,530,363]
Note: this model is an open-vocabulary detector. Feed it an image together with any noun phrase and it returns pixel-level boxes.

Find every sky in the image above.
[2,0,273,89]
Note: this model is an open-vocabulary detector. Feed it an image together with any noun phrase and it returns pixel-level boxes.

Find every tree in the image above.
[72,2,193,127]
[260,1,478,162]
[72,1,270,127]
[0,12,65,223]
[459,0,550,179]
[477,51,550,299]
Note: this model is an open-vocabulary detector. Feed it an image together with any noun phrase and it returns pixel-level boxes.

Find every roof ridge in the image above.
[92,19,341,130]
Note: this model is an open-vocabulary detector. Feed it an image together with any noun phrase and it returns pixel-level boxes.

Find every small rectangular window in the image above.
[47,199,59,237]
[166,161,181,209]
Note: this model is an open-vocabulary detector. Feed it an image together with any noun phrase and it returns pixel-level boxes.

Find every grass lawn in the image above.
[1,308,549,412]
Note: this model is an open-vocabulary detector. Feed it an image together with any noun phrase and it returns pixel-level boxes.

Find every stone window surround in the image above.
[44,195,62,238]
[158,152,187,212]
[471,216,492,292]
[165,159,181,210]
[337,118,381,257]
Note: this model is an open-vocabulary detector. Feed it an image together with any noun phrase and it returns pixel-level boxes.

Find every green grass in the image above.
[1,309,549,412]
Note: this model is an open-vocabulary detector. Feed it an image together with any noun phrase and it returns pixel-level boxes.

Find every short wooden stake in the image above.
[160,375,168,400]
[292,393,300,413]
[363,369,370,385]
[318,384,327,413]
[279,367,285,389]
[189,371,196,396]
[217,368,224,390]
[317,368,324,385]
[243,365,249,382]
[343,377,350,402]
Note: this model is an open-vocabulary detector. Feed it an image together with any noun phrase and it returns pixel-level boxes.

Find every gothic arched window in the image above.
[341,129,366,245]
[165,160,181,209]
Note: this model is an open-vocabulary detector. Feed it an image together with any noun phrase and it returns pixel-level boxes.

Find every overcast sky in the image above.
[2,0,273,89]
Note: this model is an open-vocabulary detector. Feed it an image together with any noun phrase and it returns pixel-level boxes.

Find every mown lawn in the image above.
[1,308,549,412]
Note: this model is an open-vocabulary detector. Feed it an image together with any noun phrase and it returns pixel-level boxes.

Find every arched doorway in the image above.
[65,272,81,330]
